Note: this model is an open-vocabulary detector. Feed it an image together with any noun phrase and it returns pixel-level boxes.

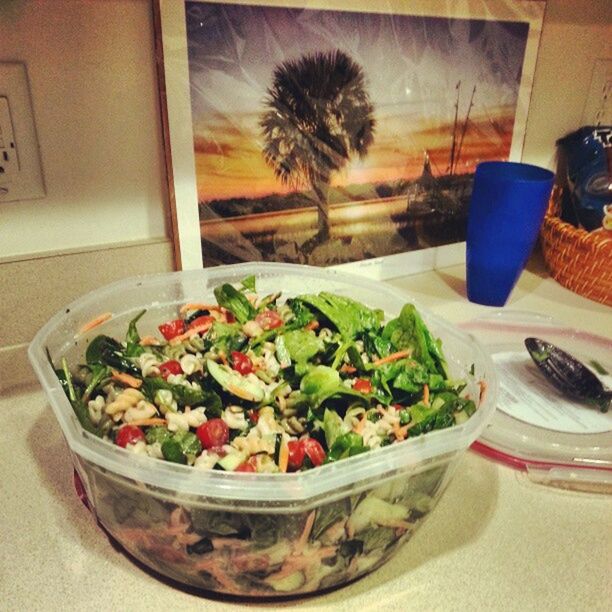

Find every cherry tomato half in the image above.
[158,319,185,340]
[196,418,229,449]
[115,425,145,448]
[255,310,283,331]
[353,378,372,394]
[231,351,254,375]
[287,439,306,471]
[302,438,326,467]
[235,456,258,472]
[188,315,215,331]
[159,360,183,379]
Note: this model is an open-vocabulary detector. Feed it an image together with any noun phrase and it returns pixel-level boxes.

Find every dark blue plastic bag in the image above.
[557,126,612,231]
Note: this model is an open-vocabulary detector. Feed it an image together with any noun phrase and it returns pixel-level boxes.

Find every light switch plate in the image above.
[0,62,45,202]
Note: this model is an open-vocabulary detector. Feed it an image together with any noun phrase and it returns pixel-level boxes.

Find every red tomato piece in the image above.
[247,409,260,425]
[188,315,215,331]
[255,310,283,331]
[115,425,145,448]
[158,319,185,340]
[225,311,236,323]
[354,378,372,394]
[159,360,183,379]
[236,456,258,472]
[231,351,254,375]
[302,438,326,467]
[287,439,306,471]
[196,418,229,449]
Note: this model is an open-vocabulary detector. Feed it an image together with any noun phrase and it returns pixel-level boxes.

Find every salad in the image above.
[53,275,478,473]
[90,458,450,595]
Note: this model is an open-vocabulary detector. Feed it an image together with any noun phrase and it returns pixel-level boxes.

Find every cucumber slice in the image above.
[207,359,264,402]
[217,451,247,471]
[265,570,305,593]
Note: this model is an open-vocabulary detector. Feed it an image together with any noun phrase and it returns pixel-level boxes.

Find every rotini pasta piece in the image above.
[222,405,248,431]
[123,400,158,424]
[105,388,144,421]
[166,411,190,432]
[87,395,106,425]
[281,416,305,435]
[184,406,207,428]
[136,352,161,377]
[179,353,204,375]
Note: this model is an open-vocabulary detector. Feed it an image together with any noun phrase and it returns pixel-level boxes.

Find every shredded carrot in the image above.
[339,364,357,374]
[294,510,316,554]
[125,417,167,428]
[179,303,221,315]
[372,349,412,366]
[353,413,367,435]
[422,383,430,406]
[111,370,143,389]
[393,421,409,441]
[79,312,112,334]
[139,335,160,346]
[479,380,487,404]
[305,319,319,331]
[278,439,289,473]
[169,322,212,344]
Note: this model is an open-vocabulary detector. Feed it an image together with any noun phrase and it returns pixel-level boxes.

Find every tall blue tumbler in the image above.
[466,161,554,306]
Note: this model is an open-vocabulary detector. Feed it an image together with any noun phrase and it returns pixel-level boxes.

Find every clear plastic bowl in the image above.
[29,263,497,596]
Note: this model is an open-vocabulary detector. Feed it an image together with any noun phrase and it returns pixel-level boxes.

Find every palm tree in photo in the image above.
[260,50,375,247]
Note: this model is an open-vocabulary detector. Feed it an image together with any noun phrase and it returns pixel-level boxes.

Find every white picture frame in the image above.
[155,0,545,278]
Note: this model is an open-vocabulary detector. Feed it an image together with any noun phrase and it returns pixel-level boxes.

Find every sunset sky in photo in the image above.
[186,1,529,202]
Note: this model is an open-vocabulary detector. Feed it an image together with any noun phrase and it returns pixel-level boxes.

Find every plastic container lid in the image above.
[461,311,612,493]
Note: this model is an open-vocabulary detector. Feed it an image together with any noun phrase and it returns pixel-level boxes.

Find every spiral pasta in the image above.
[137,352,161,377]
[105,388,145,421]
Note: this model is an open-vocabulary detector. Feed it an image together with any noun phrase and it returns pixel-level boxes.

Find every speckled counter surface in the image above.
[2,263,611,611]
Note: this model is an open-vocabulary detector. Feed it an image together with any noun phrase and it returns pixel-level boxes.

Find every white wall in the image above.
[0,0,610,261]
[522,0,612,168]
[0,0,168,260]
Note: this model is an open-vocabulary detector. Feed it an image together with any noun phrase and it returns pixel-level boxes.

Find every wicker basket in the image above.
[540,187,612,306]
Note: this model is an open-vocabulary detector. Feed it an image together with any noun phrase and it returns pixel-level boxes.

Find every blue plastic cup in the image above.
[466,161,554,306]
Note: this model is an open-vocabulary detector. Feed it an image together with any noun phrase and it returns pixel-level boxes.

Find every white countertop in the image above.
[2,260,611,611]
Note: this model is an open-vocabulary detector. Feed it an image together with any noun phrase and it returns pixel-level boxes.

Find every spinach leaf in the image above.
[296,293,383,340]
[300,365,341,397]
[59,357,101,436]
[283,329,324,364]
[286,298,315,328]
[161,430,202,464]
[359,526,397,553]
[326,432,369,461]
[141,376,222,411]
[214,283,256,323]
[208,321,247,355]
[322,408,346,448]
[300,365,366,412]
[125,309,146,357]
[85,335,141,375]
[382,304,447,376]
[240,275,256,292]
[311,497,352,540]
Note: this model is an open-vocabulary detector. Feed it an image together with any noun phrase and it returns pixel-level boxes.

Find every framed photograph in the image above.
[155,0,545,277]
